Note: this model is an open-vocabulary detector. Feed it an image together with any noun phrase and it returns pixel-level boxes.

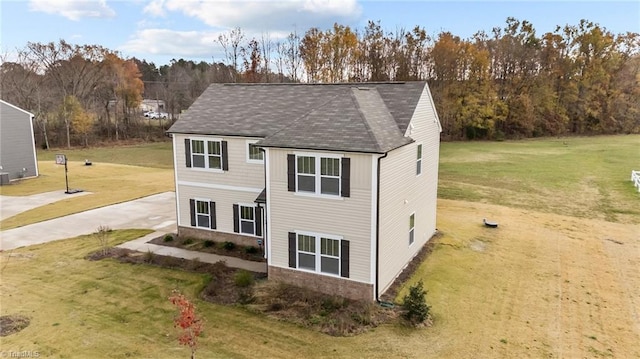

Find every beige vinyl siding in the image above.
[178,184,261,236]
[174,133,264,189]
[378,83,441,294]
[268,149,374,284]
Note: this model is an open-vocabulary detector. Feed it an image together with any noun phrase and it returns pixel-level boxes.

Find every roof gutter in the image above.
[375,151,388,303]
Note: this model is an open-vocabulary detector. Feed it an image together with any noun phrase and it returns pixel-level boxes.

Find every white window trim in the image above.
[246,140,264,164]
[293,152,343,198]
[295,230,343,277]
[409,212,416,246]
[193,197,212,229]
[416,142,423,176]
[237,202,258,236]
[190,137,223,172]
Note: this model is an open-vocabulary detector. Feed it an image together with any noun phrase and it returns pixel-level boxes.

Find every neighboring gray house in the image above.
[168,82,442,301]
[0,100,39,183]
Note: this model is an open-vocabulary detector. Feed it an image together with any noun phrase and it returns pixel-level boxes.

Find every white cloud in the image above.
[119,28,222,59]
[143,0,166,17]
[28,0,116,21]
[120,0,363,64]
[146,0,362,31]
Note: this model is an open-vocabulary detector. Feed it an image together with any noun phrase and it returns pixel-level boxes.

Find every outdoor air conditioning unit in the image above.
[0,172,10,185]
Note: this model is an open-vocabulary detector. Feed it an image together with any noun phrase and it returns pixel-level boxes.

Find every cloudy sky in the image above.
[1,0,638,66]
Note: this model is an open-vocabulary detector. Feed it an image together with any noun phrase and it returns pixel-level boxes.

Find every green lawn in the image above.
[438,135,640,223]
[37,141,174,169]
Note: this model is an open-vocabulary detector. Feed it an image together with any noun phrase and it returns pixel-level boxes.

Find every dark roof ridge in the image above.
[350,88,384,153]
[221,81,409,87]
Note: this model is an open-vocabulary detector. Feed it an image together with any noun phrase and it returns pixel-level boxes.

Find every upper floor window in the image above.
[320,157,340,195]
[247,141,264,163]
[288,154,350,198]
[416,144,422,175]
[184,138,228,171]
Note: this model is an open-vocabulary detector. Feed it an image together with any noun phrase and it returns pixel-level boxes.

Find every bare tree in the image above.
[285,29,302,82]
[260,32,273,82]
[274,41,286,82]
[217,27,245,82]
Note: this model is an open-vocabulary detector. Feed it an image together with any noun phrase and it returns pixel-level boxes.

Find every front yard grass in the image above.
[2,201,638,358]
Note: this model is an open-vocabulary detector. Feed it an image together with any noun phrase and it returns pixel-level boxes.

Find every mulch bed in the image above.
[148,234,265,262]
[88,233,443,336]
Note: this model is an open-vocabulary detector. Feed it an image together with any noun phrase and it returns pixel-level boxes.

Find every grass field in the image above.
[439,135,640,224]
[1,135,639,358]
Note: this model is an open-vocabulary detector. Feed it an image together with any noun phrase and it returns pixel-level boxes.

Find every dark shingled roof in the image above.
[168,82,425,153]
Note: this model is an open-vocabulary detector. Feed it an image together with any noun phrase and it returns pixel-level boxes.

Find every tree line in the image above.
[1,17,638,147]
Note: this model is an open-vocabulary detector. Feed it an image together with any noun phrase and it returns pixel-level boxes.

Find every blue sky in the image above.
[1,1,638,66]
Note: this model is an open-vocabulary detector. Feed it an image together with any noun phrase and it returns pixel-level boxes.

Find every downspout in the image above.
[375,152,388,303]
[259,148,268,276]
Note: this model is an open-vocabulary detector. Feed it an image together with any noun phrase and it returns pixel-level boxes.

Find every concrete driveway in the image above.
[0,192,176,250]
[0,190,91,221]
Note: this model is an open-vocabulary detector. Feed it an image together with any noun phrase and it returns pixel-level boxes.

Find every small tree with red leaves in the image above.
[169,290,204,359]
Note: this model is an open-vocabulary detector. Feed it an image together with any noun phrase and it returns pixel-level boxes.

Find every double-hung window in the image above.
[239,205,255,235]
[416,144,422,175]
[233,204,262,237]
[297,234,316,270]
[195,200,210,228]
[189,199,216,230]
[297,156,316,192]
[288,232,349,277]
[320,158,340,195]
[185,138,227,171]
[319,236,340,275]
[290,154,349,197]
[409,213,415,245]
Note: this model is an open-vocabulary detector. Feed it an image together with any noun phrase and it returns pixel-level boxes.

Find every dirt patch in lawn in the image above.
[91,247,412,336]
[0,315,30,337]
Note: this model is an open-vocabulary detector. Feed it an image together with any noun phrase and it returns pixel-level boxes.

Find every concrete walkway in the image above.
[117,231,267,273]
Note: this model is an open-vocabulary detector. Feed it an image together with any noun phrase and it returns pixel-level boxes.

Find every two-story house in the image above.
[167,82,441,301]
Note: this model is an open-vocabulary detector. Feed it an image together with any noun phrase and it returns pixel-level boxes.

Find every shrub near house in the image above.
[168,82,442,301]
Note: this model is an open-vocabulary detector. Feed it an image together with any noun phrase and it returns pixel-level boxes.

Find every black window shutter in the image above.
[232,204,239,233]
[222,140,229,171]
[341,157,351,198]
[185,139,192,167]
[189,199,196,226]
[341,240,350,278]
[288,232,297,268]
[287,154,296,192]
[209,201,216,229]
[255,207,262,237]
